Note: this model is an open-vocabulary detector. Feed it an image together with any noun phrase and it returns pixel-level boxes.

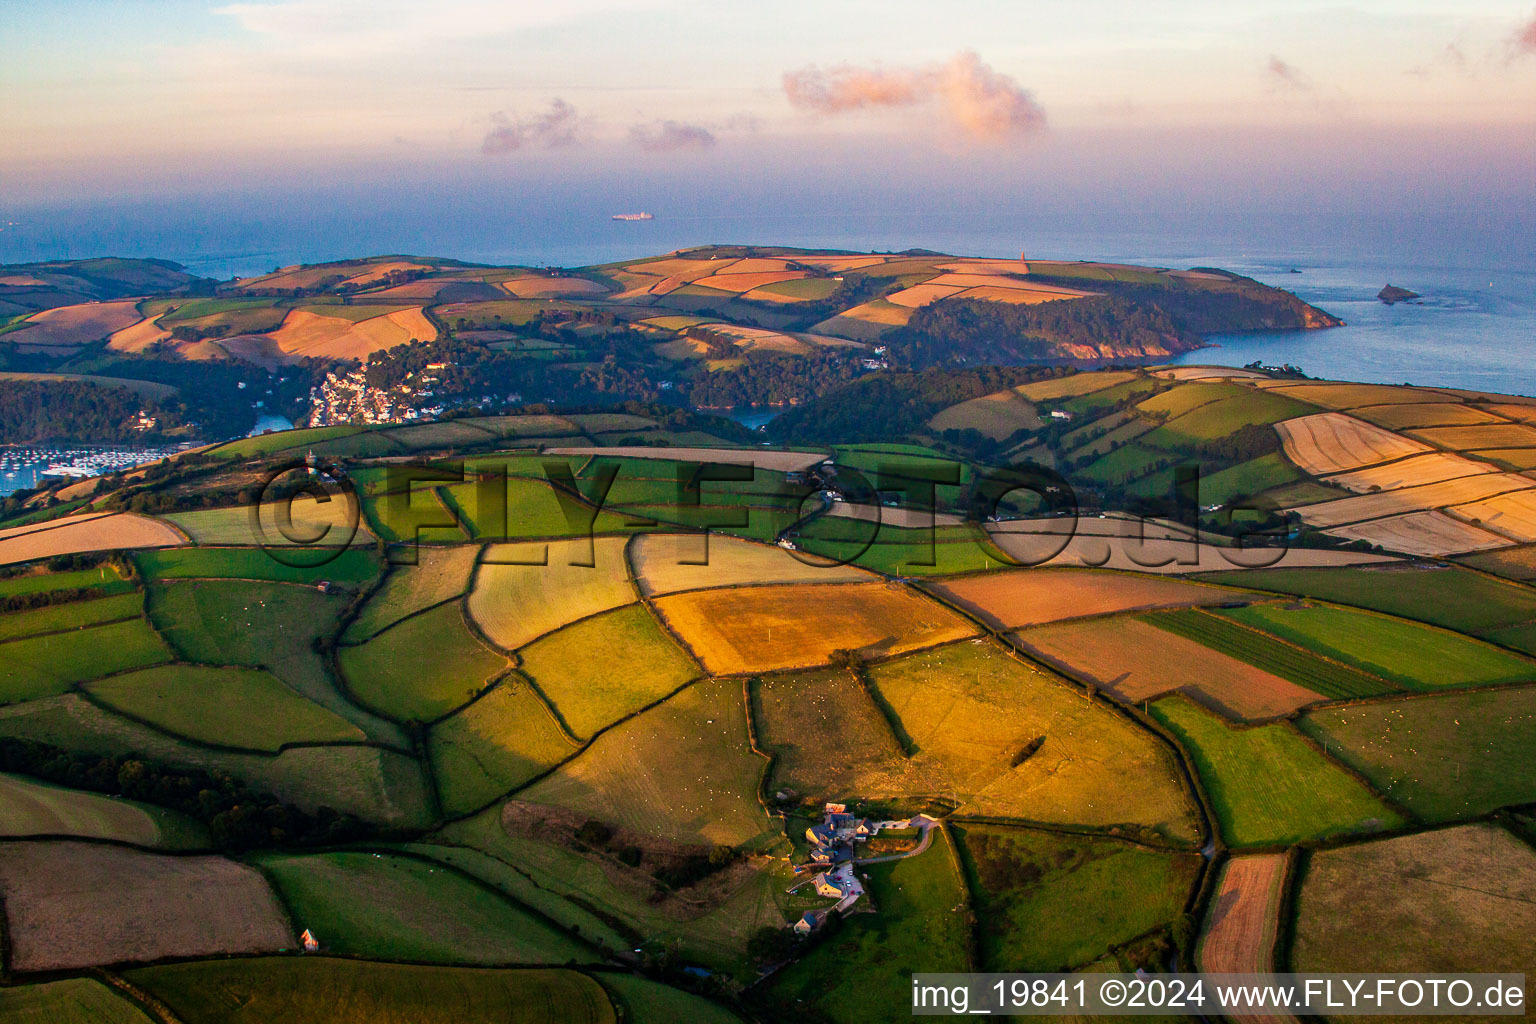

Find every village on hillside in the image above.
[785,803,935,936]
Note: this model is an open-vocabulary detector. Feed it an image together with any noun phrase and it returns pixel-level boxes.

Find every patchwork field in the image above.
[866,642,1199,835]
[85,664,364,751]
[1322,452,1496,493]
[1352,402,1504,430]
[927,390,1043,440]
[1014,616,1328,719]
[753,668,909,800]
[1,616,173,704]
[1326,509,1510,557]
[0,512,184,565]
[1149,696,1405,847]
[1292,473,1535,528]
[1219,603,1535,691]
[0,839,292,970]
[256,850,591,964]
[956,824,1199,971]
[0,590,142,642]
[545,445,826,473]
[517,604,699,739]
[519,677,773,846]
[1299,686,1536,820]
[346,545,478,640]
[469,536,636,650]
[135,545,379,585]
[1016,371,1139,402]
[130,959,617,1024]
[1265,382,1446,409]
[1196,853,1288,975]
[429,678,579,814]
[1292,825,1536,991]
[339,602,510,721]
[928,568,1241,631]
[1275,413,1429,475]
[653,582,977,674]
[262,306,436,360]
[0,771,206,847]
[630,533,872,596]
[4,298,142,349]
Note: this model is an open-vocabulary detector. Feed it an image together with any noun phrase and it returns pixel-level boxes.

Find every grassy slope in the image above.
[0,617,172,704]
[339,603,508,722]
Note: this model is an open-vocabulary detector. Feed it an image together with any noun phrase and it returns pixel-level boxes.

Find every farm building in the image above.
[794,910,830,935]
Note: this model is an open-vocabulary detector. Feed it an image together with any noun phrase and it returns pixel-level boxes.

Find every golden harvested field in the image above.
[1151,366,1268,380]
[468,536,636,650]
[542,445,826,472]
[503,276,609,298]
[339,260,435,287]
[0,512,184,566]
[926,390,1042,439]
[721,257,791,273]
[1275,412,1430,475]
[1293,473,1535,528]
[692,271,804,293]
[1322,452,1497,493]
[956,284,1080,305]
[653,582,977,674]
[0,840,291,971]
[866,642,1199,835]
[1265,382,1446,409]
[886,283,966,308]
[519,676,773,846]
[1326,510,1510,557]
[266,307,435,361]
[106,313,171,352]
[928,567,1241,630]
[1352,402,1505,430]
[164,497,371,547]
[627,257,738,279]
[830,299,912,326]
[1014,616,1324,720]
[1015,371,1138,402]
[797,255,889,271]
[1485,403,1536,423]
[1197,853,1289,974]
[4,299,143,349]
[1448,489,1536,543]
[1473,449,1536,471]
[1409,423,1536,450]
[1292,825,1536,992]
[630,533,872,597]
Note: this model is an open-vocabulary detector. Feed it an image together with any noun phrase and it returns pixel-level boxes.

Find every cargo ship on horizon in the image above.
[611,211,654,221]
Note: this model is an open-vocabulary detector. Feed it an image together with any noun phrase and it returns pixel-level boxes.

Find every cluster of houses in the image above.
[308,363,519,427]
[790,803,880,935]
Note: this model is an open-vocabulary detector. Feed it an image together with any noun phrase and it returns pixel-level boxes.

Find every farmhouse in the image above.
[793,909,829,935]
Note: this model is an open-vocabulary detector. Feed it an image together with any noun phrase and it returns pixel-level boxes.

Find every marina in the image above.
[0,444,194,498]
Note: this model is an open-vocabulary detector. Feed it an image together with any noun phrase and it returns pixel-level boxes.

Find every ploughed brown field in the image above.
[926,568,1242,630]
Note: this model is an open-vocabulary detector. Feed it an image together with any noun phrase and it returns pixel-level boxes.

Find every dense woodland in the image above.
[0,380,169,443]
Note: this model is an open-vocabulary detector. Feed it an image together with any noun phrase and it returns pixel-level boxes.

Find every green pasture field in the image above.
[519,677,774,848]
[833,444,973,485]
[1150,695,1405,847]
[344,545,477,640]
[597,974,744,1024]
[339,602,509,722]
[85,664,364,751]
[1064,415,1159,461]
[135,545,380,586]
[954,824,1199,971]
[380,420,500,452]
[433,477,642,542]
[1196,564,1536,638]
[624,504,780,542]
[1146,390,1315,448]
[0,616,172,704]
[867,641,1198,837]
[0,497,92,531]
[428,678,579,815]
[129,959,616,1024]
[1076,442,1167,487]
[766,839,972,1024]
[1060,376,1164,415]
[1144,609,1393,700]
[1483,621,1536,654]
[518,604,699,740]
[433,807,790,974]
[0,591,141,642]
[254,850,594,964]
[1299,686,1536,820]
[208,425,363,459]
[753,668,907,800]
[0,562,135,600]
[796,534,1013,576]
[1135,382,1248,422]
[0,978,157,1024]
[163,503,372,549]
[362,486,462,544]
[157,296,281,323]
[1458,544,1536,582]
[0,770,208,848]
[301,430,411,460]
[293,302,411,323]
[1259,479,1350,507]
[1192,453,1301,506]
[1218,603,1536,690]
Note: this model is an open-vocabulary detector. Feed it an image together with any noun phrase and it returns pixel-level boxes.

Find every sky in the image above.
[1,1,1534,268]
